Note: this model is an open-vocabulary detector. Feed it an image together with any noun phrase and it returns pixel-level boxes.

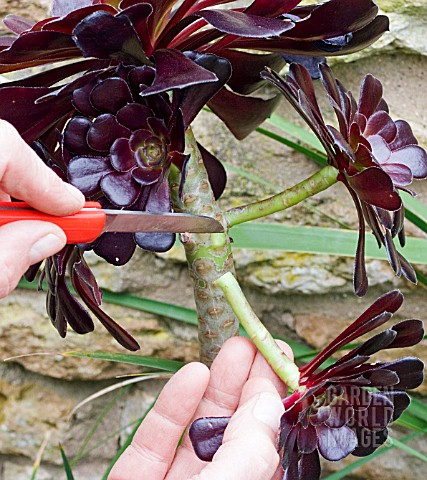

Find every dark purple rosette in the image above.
[262,64,427,296]
[189,290,425,479]
[0,0,389,140]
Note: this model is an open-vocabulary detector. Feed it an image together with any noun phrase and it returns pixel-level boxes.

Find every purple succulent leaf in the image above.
[116,103,152,130]
[135,180,175,252]
[347,167,402,211]
[101,170,141,207]
[313,355,370,384]
[3,59,98,89]
[72,11,149,64]
[383,229,401,276]
[352,194,368,297]
[218,50,285,96]
[389,120,418,150]
[72,252,102,305]
[232,15,389,57]
[289,63,323,118]
[51,0,94,17]
[341,329,397,360]
[177,51,231,126]
[378,358,424,390]
[298,451,321,480]
[380,391,410,422]
[132,168,162,186]
[0,31,80,73]
[246,0,302,17]
[43,4,118,34]
[0,37,15,47]
[281,426,299,472]
[386,145,427,179]
[87,113,131,152]
[316,424,357,461]
[75,281,140,350]
[68,155,112,196]
[189,416,230,462]
[110,138,136,172]
[388,319,425,349]
[63,116,93,154]
[300,291,403,377]
[57,275,95,334]
[364,110,397,143]
[368,134,391,163]
[358,74,383,119]
[73,79,102,116]
[279,409,297,450]
[381,161,414,188]
[282,54,326,80]
[139,49,218,96]
[208,87,281,140]
[285,0,379,40]
[93,232,137,266]
[0,86,72,142]
[90,77,134,113]
[363,368,399,388]
[47,289,67,337]
[325,399,354,428]
[297,424,318,454]
[197,143,227,200]
[397,251,417,284]
[117,2,153,50]
[3,14,35,34]
[196,9,294,38]
[351,426,388,457]
[310,406,331,426]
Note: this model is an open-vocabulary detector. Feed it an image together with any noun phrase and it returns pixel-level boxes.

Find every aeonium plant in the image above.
[189,274,425,480]
[0,1,425,477]
[0,0,396,358]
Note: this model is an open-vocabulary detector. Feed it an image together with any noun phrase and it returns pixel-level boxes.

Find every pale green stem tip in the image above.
[214,272,300,391]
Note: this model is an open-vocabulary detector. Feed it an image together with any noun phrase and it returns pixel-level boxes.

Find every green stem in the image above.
[215,272,300,391]
[225,165,338,227]
[170,129,238,367]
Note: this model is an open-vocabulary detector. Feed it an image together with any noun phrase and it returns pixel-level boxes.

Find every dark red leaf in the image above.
[68,155,111,196]
[389,319,424,349]
[93,232,137,266]
[197,10,294,38]
[316,424,357,461]
[140,49,218,96]
[208,87,281,140]
[189,416,230,462]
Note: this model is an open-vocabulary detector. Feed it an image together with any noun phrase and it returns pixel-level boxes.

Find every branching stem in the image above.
[225,165,338,227]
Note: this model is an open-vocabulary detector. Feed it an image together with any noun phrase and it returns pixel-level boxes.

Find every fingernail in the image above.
[64,182,85,204]
[253,393,284,431]
[29,234,65,264]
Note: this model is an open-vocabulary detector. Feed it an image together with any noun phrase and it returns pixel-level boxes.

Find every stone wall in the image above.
[0,1,426,478]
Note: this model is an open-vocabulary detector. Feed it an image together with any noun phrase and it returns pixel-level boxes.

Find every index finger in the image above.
[0,120,84,215]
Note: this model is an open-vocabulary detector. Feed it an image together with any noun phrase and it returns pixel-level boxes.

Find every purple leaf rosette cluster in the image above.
[262,64,427,295]
[189,290,425,479]
[0,0,389,140]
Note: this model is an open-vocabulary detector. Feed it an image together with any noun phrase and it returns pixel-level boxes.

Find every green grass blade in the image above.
[101,290,198,326]
[389,436,427,462]
[266,114,326,152]
[256,126,328,165]
[63,351,184,372]
[230,223,427,264]
[59,444,76,480]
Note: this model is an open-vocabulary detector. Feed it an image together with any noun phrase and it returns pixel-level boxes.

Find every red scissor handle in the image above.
[0,201,106,244]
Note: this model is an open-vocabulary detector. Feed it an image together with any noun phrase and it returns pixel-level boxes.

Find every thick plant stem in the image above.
[171,129,238,366]
[225,165,338,227]
[215,272,300,391]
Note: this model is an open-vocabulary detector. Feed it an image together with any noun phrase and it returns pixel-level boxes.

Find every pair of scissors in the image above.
[0,201,224,244]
